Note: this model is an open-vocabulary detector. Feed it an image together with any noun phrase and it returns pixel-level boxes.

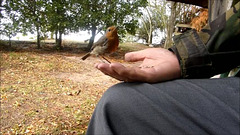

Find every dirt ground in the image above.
[0,41,149,134]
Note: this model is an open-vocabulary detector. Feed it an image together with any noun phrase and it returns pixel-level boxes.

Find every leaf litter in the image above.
[0,42,149,134]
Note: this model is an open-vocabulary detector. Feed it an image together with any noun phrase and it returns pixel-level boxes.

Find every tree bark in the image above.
[55,30,58,44]
[164,1,177,49]
[58,31,62,49]
[55,30,62,50]
[51,32,54,39]
[148,33,152,44]
[8,37,11,47]
[36,26,41,49]
[33,0,41,49]
[146,8,153,44]
[87,25,97,50]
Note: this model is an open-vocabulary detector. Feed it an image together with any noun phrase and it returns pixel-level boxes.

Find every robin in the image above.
[81,26,119,63]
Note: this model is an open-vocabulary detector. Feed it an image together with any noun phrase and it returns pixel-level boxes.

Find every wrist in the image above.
[168,47,182,78]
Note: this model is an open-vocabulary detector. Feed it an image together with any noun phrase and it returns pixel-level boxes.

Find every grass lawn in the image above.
[0,41,149,134]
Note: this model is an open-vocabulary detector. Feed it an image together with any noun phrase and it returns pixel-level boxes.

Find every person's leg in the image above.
[86,77,240,135]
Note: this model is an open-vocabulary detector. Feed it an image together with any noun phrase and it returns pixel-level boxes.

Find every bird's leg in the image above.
[96,55,111,64]
[97,56,105,63]
[101,55,111,64]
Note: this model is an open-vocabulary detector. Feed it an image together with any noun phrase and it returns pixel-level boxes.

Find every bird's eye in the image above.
[108,29,111,32]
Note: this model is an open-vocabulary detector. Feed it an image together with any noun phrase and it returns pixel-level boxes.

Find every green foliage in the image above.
[137,0,168,44]
[0,0,4,18]
[45,0,73,34]
[70,0,148,48]
[4,0,48,48]
[0,11,19,46]
[2,0,147,49]
[1,2,16,30]
[1,22,18,40]
[73,0,147,45]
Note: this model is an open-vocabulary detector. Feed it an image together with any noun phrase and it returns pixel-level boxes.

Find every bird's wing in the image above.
[91,36,108,50]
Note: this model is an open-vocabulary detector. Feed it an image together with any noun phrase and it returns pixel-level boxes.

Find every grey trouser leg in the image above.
[86,77,240,135]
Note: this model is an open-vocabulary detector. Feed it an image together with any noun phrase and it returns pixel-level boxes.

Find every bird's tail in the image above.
[81,53,91,60]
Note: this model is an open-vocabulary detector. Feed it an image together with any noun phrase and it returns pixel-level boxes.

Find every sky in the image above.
[0,29,165,44]
[0,31,103,42]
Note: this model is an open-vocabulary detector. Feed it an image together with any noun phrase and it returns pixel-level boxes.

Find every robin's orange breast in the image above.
[106,37,119,53]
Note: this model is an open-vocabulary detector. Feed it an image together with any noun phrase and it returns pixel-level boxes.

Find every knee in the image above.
[98,83,134,111]
[101,83,129,103]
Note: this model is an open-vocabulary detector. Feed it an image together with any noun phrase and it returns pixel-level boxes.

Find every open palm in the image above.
[95,48,181,83]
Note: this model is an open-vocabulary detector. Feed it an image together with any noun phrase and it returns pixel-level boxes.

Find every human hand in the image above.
[95,48,181,83]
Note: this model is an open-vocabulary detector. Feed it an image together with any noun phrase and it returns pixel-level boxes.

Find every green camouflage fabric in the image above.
[170,1,240,78]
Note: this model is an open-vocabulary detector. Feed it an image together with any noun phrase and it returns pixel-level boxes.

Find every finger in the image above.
[94,63,102,68]
[96,63,116,76]
[109,63,136,82]
[124,50,146,62]
[96,63,127,81]
[110,63,152,82]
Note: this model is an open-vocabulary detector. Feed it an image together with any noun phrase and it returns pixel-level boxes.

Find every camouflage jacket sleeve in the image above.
[169,1,240,78]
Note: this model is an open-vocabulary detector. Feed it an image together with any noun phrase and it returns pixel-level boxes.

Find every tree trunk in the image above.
[208,0,231,22]
[87,25,97,50]
[55,30,58,45]
[56,30,62,50]
[37,26,41,49]
[58,31,62,49]
[148,33,152,44]
[51,32,54,39]
[146,8,153,44]
[33,1,41,49]
[8,37,11,48]
[164,1,177,49]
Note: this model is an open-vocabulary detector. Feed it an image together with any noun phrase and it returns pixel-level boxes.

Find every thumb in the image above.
[124,50,146,62]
